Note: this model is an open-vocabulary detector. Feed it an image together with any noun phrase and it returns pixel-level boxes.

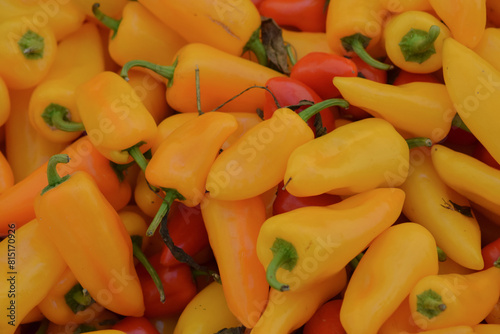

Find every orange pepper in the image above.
[34,154,144,317]
[73,0,127,20]
[0,151,13,194]
[487,0,500,26]
[0,75,9,127]
[379,296,424,334]
[473,27,500,72]
[28,22,105,144]
[200,195,269,328]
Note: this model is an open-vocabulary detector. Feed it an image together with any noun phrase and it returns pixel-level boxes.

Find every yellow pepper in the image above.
[251,269,347,334]
[428,0,486,48]
[399,148,484,270]
[414,327,475,334]
[333,76,454,143]
[474,324,500,333]
[473,28,500,71]
[381,0,433,13]
[257,187,405,292]
[173,282,241,334]
[138,0,265,63]
[0,76,9,127]
[340,223,439,334]
[281,29,331,64]
[442,37,500,165]
[0,219,66,334]
[284,117,417,197]
[29,22,105,144]
[73,0,127,20]
[384,10,451,73]
[409,264,500,330]
[431,144,500,218]
[0,16,57,90]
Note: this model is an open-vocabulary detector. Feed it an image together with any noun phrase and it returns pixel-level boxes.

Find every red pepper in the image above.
[303,299,346,334]
[159,203,210,267]
[482,238,500,270]
[273,181,341,215]
[112,316,160,334]
[474,143,500,170]
[264,76,337,135]
[137,253,197,318]
[258,0,328,32]
[290,51,358,99]
[341,55,388,120]
[392,70,442,85]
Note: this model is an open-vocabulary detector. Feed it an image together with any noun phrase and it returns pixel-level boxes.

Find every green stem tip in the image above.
[125,142,149,174]
[147,188,185,237]
[298,98,350,123]
[41,103,85,132]
[18,30,44,60]
[132,237,165,303]
[92,3,121,39]
[41,154,70,195]
[243,27,268,66]
[416,289,447,319]
[341,33,393,71]
[266,238,298,292]
[406,137,432,149]
[121,58,177,87]
[64,283,95,314]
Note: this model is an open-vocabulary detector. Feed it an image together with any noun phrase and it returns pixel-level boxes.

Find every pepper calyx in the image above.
[18,30,44,60]
[416,289,447,319]
[41,103,85,132]
[266,238,298,292]
[41,154,71,195]
[399,25,440,64]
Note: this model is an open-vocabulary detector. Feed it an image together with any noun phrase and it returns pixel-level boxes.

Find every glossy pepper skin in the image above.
[258,0,328,32]
[442,37,500,165]
[136,253,197,319]
[303,299,345,334]
[0,0,85,41]
[34,155,144,317]
[75,71,158,164]
[73,0,127,19]
[340,223,439,334]
[93,1,187,71]
[289,51,358,99]
[399,148,484,270]
[333,76,454,143]
[381,0,433,12]
[0,76,9,127]
[281,29,331,63]
[201,195,269,328]
[284,118,410,197]
[29,22,105,144]
[0,136,131,235]
[122,43,284,114]
[257,188,405,292]
[138,0,264,61]
[173,281,242,334]
[252,269,347,334]
[0,16,57,90]
[431,145,500,218]
[384,10,451,73]
[473,28,500,72]
[428,0,486,48]
[112,316,161,334]
[0,151,14,194]
[482,238,500,270]
[409,264,500,330]
[0,219,66,334]
[378,296,423,334]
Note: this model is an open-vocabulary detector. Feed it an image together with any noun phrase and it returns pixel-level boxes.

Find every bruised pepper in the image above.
[257,188,405,292]
[442,37,500,165]
[384,11,451,73]
[121,43,284,114]
[75,71,158,166]
[0,16,57,90]
[205,99,349,201]
[34,154,144,317]
[29,22,105,144]
[325,0,392,70]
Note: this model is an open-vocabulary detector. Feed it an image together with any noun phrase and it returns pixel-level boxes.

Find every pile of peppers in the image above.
[2,0,500,333]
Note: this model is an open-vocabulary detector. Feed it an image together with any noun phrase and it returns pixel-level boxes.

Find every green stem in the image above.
[436,246,447,262]
[494,255,500,268]
[131,236,165,303]
[451,113,471,133]
[92,3,121,39]
[41,154,70,195]
[195,66,203,115]
[406,137,432,149]
[64,283,95,314]
[126,143,148,174]
[243,27,268,66]
[121,58,177,87]
[35,318,49,334]
[147,188,185,236]
[285,43,297,66]
[399,25,440,64]
[416,289,447,319]
[341,33,393,70]
[266,238,298,292]
[298,98,350,123]
[18,30,44,60]
[349,252,364,270]
[42,103,85,132]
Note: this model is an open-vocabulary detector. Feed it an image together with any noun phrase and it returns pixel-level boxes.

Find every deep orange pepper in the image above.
[0,75,9,127]
[0,136,131,236]
[258,0,328,32]
[201,195,269,328]
[0,151,14,194]
[34,154,144,317]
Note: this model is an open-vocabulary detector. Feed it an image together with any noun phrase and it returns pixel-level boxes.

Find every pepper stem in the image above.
[494,256,500,268]
[147,188,185,236]
[121,58,177,87]
[451,113,471,133]
[242,27,268,66]
[195,66,203,115]
[349,252,364,270]
[436,246,447,262]
[126,143,149,174]
[298,98,350,123]
[416,289,447,319]
[41,154,70,195]
[399,25,440,64]
[266,238,298,292]
[41,103,85,132]
[406,137,432,149]
[131,236,165,303]
[18,30,44,60]
[285,43,297,66]
[341,33,393,70]
[64,283,95,314]
[92,3,121,39]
